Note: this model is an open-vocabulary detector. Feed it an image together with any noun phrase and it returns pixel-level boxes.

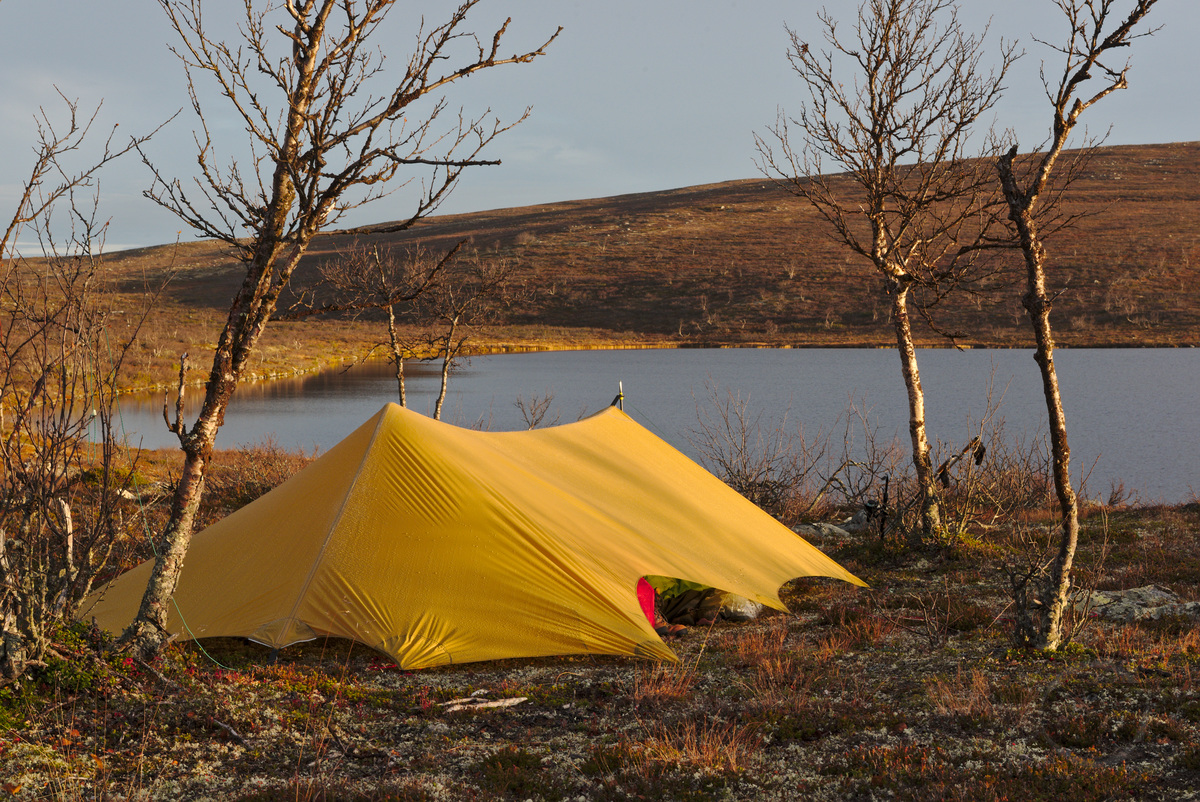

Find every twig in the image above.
[211,718,247,745]
[135,657,183,692]
[440,696,528,713]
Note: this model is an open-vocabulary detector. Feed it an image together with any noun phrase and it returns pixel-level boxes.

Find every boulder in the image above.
[842,509,870,534]
[1075,585,1200,623]
[813,522,852,539]
[792,522,851,541]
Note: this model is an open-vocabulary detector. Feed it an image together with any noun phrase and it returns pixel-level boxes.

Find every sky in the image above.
[2,0,1196,251]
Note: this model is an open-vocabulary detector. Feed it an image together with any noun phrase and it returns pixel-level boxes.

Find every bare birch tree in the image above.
[756,0,1015,541]
[1,92,157,682]
[996,0,1158,650]
[288,242,512,417]
[418,251,517,420]
[121,0,558,658]
[284,241,463,406]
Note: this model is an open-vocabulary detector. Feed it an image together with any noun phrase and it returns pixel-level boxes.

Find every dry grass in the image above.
[927,667,996,723]
[639,718,762,776]
[627,660,699,706]
[5,503,1200,801]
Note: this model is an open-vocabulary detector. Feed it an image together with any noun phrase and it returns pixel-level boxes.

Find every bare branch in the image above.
[163,353,190,440]
[2,114,160,680]
[756,0,1018,540]
[281,239,464,320]
[123,0,555,658]
[994,0,1159,651]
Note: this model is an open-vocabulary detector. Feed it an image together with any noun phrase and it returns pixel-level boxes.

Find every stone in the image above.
[792,524,820,539]
[842,509,870,534]
[721,594,766,622]
[1075,585,1200,623]
[792,522,852,541]
[812,522,852,540]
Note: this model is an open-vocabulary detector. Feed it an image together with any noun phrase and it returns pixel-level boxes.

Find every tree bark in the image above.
[0,613,28,683]
[997,150,1079,649]
[119,0,554,659]
[890,281,942,541]
[120,440,210,657]
[1028,295,1079,651]
[121,1,317,657]
[988,0,1161,650]
[754,0,1015,546]
[433,316,459,421]
[385,304,407,407]
[434,358,451,421]
[122,233,311,658]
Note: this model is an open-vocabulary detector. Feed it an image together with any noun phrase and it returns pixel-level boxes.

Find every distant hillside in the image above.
[104,142,1200,390]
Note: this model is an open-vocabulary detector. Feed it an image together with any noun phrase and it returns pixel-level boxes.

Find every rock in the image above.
[721,594,766,622]
[1075,585,1200,623]
[812,522,851,540]
[842,509,870,534]
[792,522,851,541]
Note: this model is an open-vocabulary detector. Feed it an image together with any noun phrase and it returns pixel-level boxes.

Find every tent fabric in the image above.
[83,403,864,668]
[636,578,656,626]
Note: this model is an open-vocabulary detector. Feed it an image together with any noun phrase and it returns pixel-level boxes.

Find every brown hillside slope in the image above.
[104,142,1199,390]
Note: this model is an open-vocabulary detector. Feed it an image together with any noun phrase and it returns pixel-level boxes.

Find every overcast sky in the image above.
[2,0,1195,251]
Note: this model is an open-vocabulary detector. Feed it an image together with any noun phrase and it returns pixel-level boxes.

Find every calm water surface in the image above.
[112,348,1200,502]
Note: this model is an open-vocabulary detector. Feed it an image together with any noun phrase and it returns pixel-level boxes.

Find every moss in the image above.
[233,783,440,801]
[1041,713,1111,748]
[823,744,1149,801]
[6,494,1198,800]
[947,597,994,633]
[474,745,567,800]
[1176,745,1200,772]
[35,656,100,694]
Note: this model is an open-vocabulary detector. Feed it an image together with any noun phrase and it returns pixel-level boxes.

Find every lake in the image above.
[110,348,1199,503]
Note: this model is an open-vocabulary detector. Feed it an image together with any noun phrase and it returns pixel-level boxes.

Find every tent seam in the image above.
[272,404,393,644]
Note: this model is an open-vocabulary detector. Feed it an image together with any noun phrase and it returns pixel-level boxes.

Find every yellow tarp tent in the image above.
[83,403,864,668]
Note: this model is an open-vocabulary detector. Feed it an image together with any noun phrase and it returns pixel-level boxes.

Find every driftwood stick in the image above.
[212,718,247,745]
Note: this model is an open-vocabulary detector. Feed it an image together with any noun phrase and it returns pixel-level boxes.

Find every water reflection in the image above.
[112,348,1200,502]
